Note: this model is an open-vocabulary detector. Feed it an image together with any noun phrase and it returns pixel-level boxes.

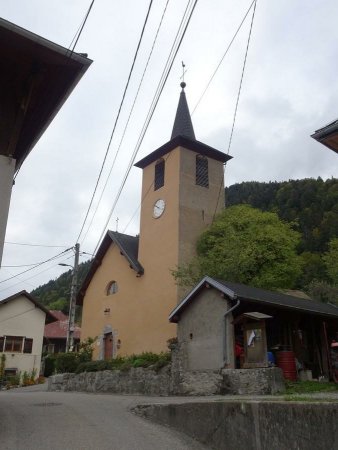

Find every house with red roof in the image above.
[44,311,81,354]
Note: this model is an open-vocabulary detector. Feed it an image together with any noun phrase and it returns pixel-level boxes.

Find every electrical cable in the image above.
[81,0,171,245]
[0,248,73,285]
[4,242,69,248]
[76,0,154,244]
[221,0,258,214]
[226,0,257,155]
[92,0,199,254]
[192,0,256,115]
[13,0,95,183]
[67,0,96,57]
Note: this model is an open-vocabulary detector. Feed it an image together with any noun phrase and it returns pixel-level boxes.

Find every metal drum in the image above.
[276,351,297,381]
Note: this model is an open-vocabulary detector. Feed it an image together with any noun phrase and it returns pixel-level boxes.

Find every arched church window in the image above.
[196,155,209,188]
[154,159,165,191]
[106,280,118,295]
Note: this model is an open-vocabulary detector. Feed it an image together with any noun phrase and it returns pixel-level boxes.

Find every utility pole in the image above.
[66,243,80,352]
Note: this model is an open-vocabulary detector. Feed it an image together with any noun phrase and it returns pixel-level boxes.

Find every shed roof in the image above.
[0,290,57,324]
[169,276,338,322]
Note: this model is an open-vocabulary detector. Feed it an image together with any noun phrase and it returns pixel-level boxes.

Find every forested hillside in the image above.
[226,178,338,253]
[30,260,91,313]
[31,178,338,311]
[226,178,338,302]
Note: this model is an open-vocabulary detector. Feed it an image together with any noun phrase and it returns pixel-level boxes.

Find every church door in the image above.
[104,332,113,360]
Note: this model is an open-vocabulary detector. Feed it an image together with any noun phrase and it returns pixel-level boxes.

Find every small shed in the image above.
[169,276,338,380]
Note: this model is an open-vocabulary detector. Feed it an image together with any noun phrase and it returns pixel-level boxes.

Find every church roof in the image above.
[76,231,144,305]
[169,276,338,322]
[135,135,232,168]
[135,82,232,169]
[171,82,196,140]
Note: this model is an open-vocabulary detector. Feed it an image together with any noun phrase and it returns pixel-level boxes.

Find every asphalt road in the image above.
[0,384,209,450]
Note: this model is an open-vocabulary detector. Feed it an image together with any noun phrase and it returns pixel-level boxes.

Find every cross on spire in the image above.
[180,61,187,84]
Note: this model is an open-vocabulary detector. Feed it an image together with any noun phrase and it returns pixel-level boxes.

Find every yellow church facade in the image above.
[77,83,232,359]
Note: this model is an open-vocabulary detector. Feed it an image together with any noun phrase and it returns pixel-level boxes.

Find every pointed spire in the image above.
[171,82,196,140]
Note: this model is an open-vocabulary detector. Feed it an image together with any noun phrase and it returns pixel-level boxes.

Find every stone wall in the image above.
[48,364,285,396]
[48,366,171,396]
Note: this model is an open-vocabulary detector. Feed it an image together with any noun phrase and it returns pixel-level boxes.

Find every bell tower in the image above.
[135,83,232,305]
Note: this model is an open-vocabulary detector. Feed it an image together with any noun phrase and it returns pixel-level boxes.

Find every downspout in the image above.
[223,297,240,365]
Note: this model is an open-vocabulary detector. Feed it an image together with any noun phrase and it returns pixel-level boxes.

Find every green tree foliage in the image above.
[225,178,338,296]
[173,205,302,290]
[323,238,338,286]
[226,178,338,253]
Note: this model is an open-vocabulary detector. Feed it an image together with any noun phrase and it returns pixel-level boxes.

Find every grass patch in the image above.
[284,395,338,403]
[285,380,338,395]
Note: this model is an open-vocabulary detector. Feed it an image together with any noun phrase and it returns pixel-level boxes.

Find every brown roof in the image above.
[311,119,338,154]
[44,310,81,339]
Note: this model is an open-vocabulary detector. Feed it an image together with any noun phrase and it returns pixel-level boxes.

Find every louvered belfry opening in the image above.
[196,154,209,187]
[154,158,165,190]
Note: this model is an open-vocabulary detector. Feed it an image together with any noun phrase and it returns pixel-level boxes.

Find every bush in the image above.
[74,352,171,374]
[55,352,79,373]
[44,354,56,377]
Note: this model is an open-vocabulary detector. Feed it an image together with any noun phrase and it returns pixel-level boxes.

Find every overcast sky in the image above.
[0,0,337,300]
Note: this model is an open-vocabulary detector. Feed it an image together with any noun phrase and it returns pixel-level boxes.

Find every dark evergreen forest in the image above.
[31,178,338,310]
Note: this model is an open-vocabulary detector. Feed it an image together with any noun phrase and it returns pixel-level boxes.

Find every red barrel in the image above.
[276,351,297,381]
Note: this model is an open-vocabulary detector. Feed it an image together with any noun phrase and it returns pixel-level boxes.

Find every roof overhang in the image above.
[0,18,92,173]
[169,276,338,323]
[135,135,232,169]
[311,119,338,153]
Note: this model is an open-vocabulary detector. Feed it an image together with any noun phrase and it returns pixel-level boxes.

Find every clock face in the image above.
[153,199,165,218]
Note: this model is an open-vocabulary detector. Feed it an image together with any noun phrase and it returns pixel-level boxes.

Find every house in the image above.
[311,118,338,153]
[43,310,81,354]
[0,18,91,265]
[77,82,232,359]
[0,291,56,378]
[169,276,338,380]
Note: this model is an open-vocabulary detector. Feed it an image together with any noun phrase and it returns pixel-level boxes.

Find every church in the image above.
[77,82,232,359]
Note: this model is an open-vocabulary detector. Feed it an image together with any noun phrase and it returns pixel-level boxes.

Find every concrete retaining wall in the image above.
[134,401,338,450]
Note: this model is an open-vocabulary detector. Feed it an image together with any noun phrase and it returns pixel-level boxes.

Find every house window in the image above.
[154,159,165,191]
[0,336,4,352]
[196,155,209,188]
[106,281,118,295]
[4,336,23,353]
[23,338,33,354]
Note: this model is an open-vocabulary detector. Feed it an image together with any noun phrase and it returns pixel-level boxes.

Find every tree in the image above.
[323,238,338,286]
[173,205,302,290]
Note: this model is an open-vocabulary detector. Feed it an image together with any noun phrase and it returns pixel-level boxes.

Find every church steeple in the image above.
[171,82,195,140]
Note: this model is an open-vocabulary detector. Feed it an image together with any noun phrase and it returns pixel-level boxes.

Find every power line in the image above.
[13,1,95,183]
[4,241,69,248]
[67,0,96,56]
[81,0,171,245]
[192,0,256,115]
[226,0,257,155]
[92,0,199,254]
[0,248,73,285]
[0,254,75,295]
[76,0,154,244]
